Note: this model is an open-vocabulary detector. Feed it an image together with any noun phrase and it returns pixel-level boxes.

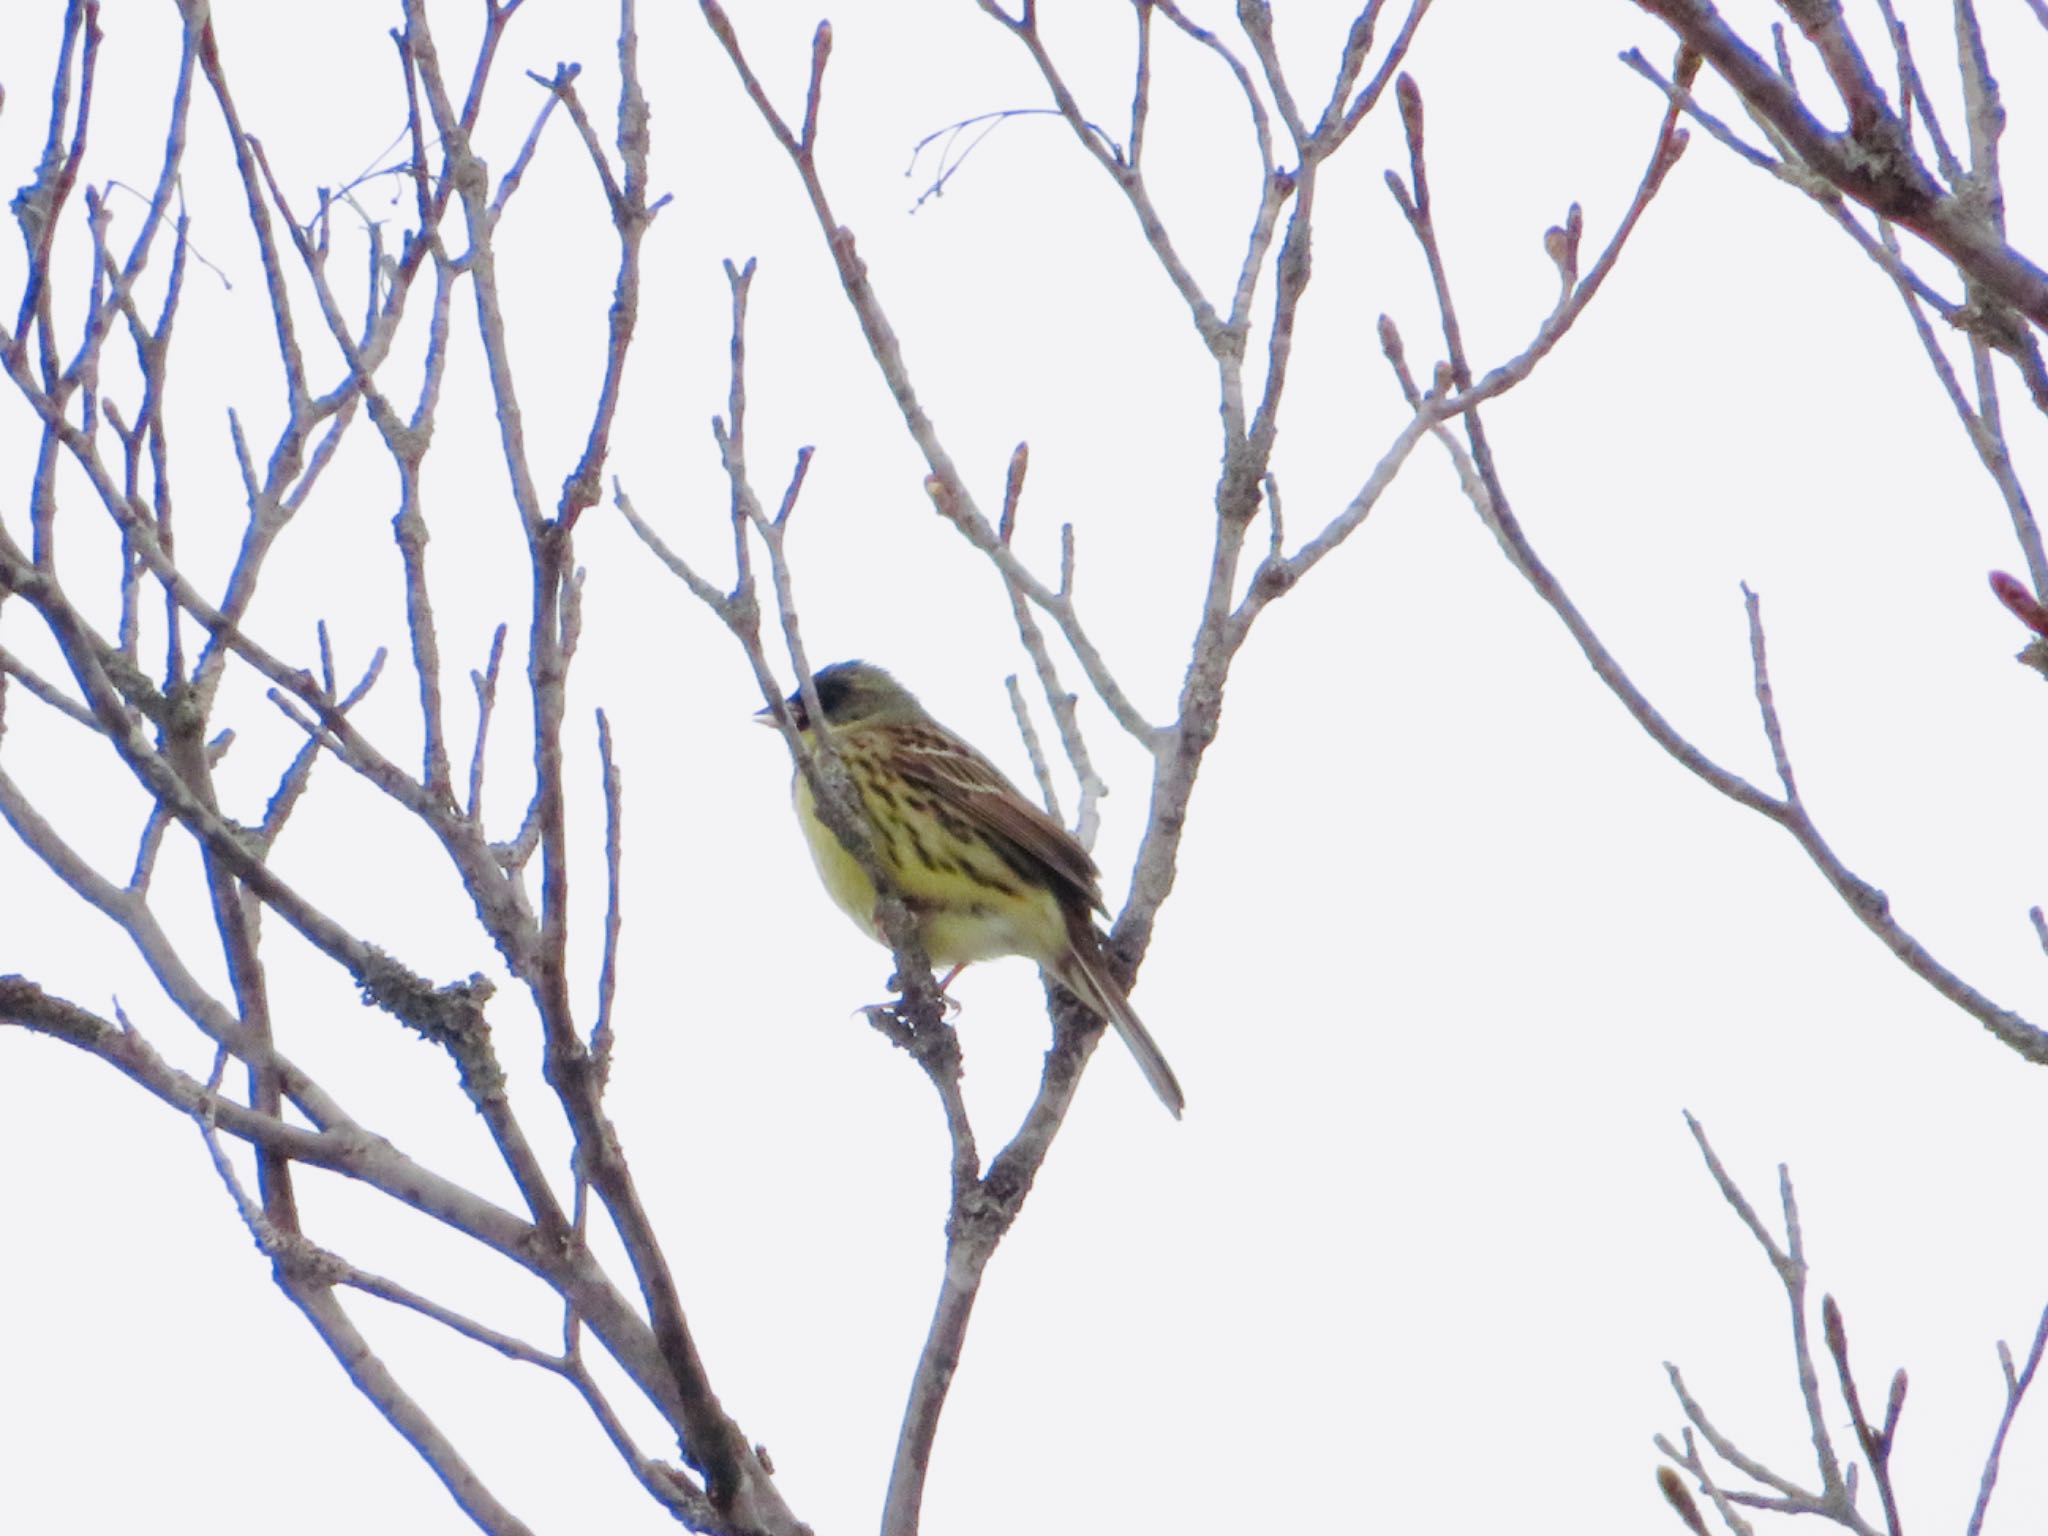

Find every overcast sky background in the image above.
[5,2,2048,1533]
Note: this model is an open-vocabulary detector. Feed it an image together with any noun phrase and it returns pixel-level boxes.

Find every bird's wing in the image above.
[884,722,1106,912]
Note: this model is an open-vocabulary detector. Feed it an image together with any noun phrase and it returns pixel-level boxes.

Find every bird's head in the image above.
[756,660,923,734]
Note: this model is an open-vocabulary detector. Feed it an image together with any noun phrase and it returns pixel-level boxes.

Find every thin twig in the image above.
[1663,1116,1886,1536]
[467,623,508,822]
[0,644,101,731]
[1967,1302,2048,1536]
[1005,675,1061,822]
[1819,1295,1906,1536]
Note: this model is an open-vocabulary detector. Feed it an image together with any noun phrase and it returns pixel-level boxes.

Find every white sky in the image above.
[4,1,2048,1533]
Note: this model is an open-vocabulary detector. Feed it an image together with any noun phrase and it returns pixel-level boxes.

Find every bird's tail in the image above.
[1058,918,1185,1119]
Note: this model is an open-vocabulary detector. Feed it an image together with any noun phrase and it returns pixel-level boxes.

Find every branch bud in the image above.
[1396,73,1423,149]
[1655,1466,1709,1536]
[1377,313,1403,362]
[1991,570,2048,636]
[1822,1292,1846,1363]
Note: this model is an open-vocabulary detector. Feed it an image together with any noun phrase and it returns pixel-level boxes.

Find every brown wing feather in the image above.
[875,718,1183,1116]
[881,723,1106,914]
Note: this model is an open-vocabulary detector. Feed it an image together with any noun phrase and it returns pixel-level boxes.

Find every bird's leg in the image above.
[872,940,969,1023]
[932,964,969,1020]
[877,963,967,1023]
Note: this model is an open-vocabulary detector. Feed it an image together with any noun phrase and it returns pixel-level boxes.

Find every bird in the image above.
[759,660,1184,1118]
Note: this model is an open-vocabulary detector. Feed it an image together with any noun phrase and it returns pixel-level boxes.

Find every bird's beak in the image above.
[753,704,780,727]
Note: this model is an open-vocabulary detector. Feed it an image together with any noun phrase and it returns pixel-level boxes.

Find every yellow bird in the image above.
[761,661,1184,1117]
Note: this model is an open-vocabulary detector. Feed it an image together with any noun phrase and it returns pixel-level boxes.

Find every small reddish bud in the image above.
[1991,570,2048,636]
[1656,1466,1708,1536]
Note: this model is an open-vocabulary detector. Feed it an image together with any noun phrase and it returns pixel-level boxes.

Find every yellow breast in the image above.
[792,764,1069,971]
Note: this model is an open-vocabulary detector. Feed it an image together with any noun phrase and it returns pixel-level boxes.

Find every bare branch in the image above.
[592,708,622,1075]
[1004,674,1061,823]
[1738,588,2048,1064]
[991,444,1106,845]
[616,481,739,617]
[1818,1294,1905,1536]
[258,641,385,851]
[961,0,1229,349]
[288,1283,538,1536]
[0,643,100,732]
[1628,0,2048,331]
[1967,1301,2048,1536]
[1663,1116,1888,1536]
[1375,58,2048,1073]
